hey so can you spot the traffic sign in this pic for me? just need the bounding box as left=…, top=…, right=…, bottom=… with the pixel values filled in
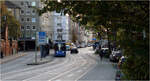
left=37, top=32, right=46, bottom=45
left=92, top=38, right=96, bottom=40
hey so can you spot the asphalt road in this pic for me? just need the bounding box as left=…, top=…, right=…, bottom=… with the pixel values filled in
left=0, top=47, right=116, bottom=81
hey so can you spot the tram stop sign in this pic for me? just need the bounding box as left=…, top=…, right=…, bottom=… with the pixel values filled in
left=92, top=38, right=96, bottom=41
left=37, top=32, right=46, bottom=45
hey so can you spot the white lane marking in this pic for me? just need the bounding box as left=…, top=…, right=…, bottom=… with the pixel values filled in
left=48, top=55, right=87, bottom=81
left=83, top=67, right=87, bottom=69
left=4, top=56, right=71, bottom=80
left=77, top=70, right=82, bottom=73
left=55, top=79, right=62, bottom=81
left=67, top=73, right=74, bottom=77
left=75, top=64, right=97, bottom=81
left=1, top=52, right=50, bottom=74
left=22, top=55, right=76, bottom=81
left=2, top=56, right=66, bottom=76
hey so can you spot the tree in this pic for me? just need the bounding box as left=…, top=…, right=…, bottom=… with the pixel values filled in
left=39, top=1, right=149, bottom=80
left=0, top=1, right=21, bottom=40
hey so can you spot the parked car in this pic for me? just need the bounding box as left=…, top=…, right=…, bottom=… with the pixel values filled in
left=109, top=49, right=122, bottom=62
left=81, top=42, right=86, bottom=48
left=101, top=47, right=109, bottom=57
left=77, top=44, right=81, bottom=48
left=118, top=56, right=127, bottom=69
left=88, top=43, right=93, bottom=47
left=93, top=42, right=99, bottom=50
left=101, top=48, right=109, bottom=54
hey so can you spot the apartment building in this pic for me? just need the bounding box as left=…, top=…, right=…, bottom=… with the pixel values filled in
left=53, top=12, right=70, bottom=43
left=7, top=0, right=40, bottom=51
left=40, top=12, right=54, bottom=40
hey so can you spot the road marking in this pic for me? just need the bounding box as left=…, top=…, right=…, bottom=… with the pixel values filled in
left=4, top=56, right=71, bottom=80
left=75, top=64, right=97, bottom=81
left=22, top=55, right=76, bottom=81
left=67, top=73, right=74, bottom=77
left=77, top=70, right=82, bottom=73
left=83, top=67, right=87, bottom=69
left=54, top=79, right=62, bottom=81
left=48, top=55, right=87, bottom=81
left=2, top=55, right=68, bottom=76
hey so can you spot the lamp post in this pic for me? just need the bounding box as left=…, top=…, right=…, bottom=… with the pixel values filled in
left=24, top=26, right=26, bottom=51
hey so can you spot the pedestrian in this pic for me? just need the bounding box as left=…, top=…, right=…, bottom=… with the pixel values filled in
left=46, top=44, right=49, bottom=56
left=99, top=50, right=104, bottom=61
left=0, top=51, right=3, bottom=59
left=43, top=45, right=47, bottom=58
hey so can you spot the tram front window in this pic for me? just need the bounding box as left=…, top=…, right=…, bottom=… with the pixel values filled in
left=54, top=43, right=66, bottom=51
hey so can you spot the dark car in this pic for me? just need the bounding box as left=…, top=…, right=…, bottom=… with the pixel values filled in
left=101, top=48, right=109, bottom=57
left=93, top=42, right=99, bottom=50
left=70, top=47, right=79, bottom=54
left=70, top=45, right=78, bottom=54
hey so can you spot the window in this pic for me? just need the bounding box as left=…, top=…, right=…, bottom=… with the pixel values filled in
left=20, top=10, right=24, bottom=14
left=26, top=10, right=30, bottom=15
left=21, top=26, right=24, bottom=30
left=32, top=18, right=36, bottom=22
left=26, top=26, right=30, bottom=30
left=21, top=2, right=24, bottom=5
left=32, top=10, right=36, bottom=15
left=21, top=18, right=24, bottom=22
left=25, top=1, right=30, bottom=7
left=57, top=29, right=63, bottom=32
left=32, top=26, right=36, bottom=30
left=26, top=18, right=30, bottom=22
left=31, top=2, right=36, bottom=6
left=26, top=31, right=30, bottom=37
left=57, top=23, right=62, bottom=27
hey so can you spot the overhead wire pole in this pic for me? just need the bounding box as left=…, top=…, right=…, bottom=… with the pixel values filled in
left=35, top=32, right=37, bottom=64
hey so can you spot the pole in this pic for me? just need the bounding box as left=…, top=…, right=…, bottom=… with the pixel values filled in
left=24, top=27, right=26, bottom=52
left=35, top=32, right=37, bottom=63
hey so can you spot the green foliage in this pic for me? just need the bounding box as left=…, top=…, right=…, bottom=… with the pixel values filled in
left=39, top=1, right=149, bottom=80
left=0, top=1, right=21, bottom=39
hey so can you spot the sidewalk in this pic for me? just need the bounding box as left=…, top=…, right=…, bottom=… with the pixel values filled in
left=27, top=49, right=55, bottom=65
left=0, top=52, right=27, bottom=64
left=79, top=57, right=117, bottom=80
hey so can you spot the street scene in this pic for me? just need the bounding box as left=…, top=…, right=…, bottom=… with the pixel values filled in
left=1, top=47, right=117, bottom=81
left=0, top=0, right=149, bottom=81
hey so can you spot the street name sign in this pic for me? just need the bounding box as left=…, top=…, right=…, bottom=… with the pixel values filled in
left=92, top=38, right=96, bottom=41
left=37, top=32, right=46, bottom=45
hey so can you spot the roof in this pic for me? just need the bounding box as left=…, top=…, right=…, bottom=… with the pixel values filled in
left=5, top=1, right=21, bottom=9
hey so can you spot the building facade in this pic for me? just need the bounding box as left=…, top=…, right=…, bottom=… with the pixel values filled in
left=7, top=0, right=40, bottom=51
left=53, top=12, right=70, bottom=43
left=40, top=12, right=54, bottom=43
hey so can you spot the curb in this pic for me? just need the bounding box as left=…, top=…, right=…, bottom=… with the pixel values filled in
left=0, top=53, right=27, bottom=64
